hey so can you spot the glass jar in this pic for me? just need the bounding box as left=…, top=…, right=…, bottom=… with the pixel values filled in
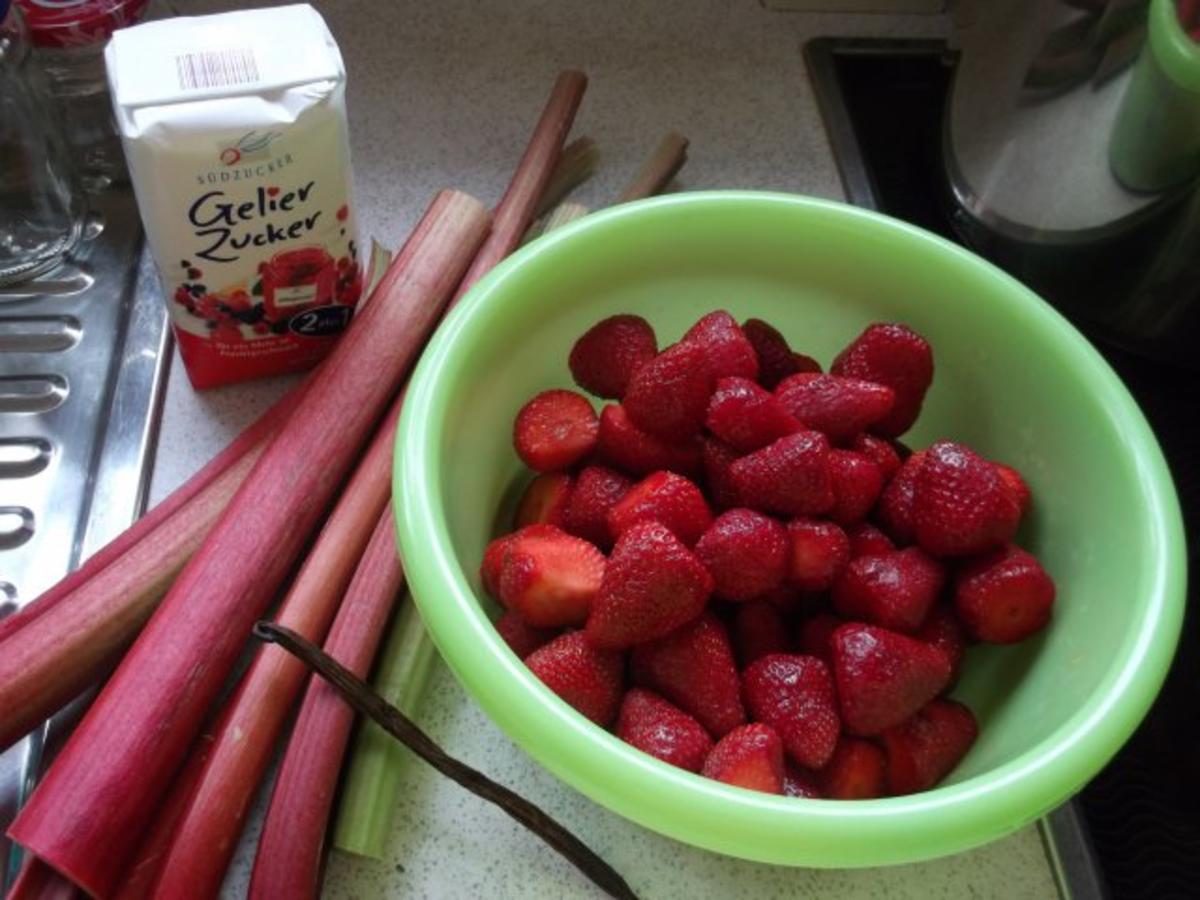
left=0, top=0, right=84, bottom=285
left=16, top=0, right=157, bottom=189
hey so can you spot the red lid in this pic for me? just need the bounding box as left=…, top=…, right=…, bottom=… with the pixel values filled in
left=16, top=0, right=149, bottom=47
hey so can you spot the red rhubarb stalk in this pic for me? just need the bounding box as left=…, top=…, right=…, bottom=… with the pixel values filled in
left=6, top=190, right=490, bottom=899
left=249, top=512, right=405, bottom=900
left=139, top=392, right=403, bottom=898
left=453, top=69, right=587, bottom=300
left=0, top=443, right=265, bottom=751
left=6, top=859, right=82, bottom=900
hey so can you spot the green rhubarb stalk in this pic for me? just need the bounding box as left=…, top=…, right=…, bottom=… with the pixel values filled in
left=330, top=598, right=437, bottom=858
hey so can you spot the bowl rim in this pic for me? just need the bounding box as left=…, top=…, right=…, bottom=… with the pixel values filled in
left=394, top=190, right=1187, bottom=867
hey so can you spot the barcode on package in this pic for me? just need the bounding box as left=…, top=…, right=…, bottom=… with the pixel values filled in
left=175, top=49, right=259, bottom=91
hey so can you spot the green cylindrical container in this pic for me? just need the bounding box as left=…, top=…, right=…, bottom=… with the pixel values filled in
left=1110, top=0, right=1200, bottom=192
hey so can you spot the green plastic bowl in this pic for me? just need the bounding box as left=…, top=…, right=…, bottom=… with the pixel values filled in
left=395, top=192, right=1186, bottom=867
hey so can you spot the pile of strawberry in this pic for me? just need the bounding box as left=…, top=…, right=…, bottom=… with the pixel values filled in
left=480, top=311, right=1055, bottom=799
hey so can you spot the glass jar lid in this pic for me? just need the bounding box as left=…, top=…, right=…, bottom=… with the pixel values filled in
left=16, top=0, right=148, bottom=47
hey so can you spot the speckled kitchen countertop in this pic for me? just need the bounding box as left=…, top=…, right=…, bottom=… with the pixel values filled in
left=149, top=1, right=1059, bottom=897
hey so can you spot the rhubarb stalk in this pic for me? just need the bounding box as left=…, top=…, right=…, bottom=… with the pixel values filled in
left=534, top=135, right=598, bottom=218
left=6, top=859, right=81, bottom=900
left=249, top=511, right=406, bottom=900
left=7, top=190, right=490, bottom=899
left=616, top=132, right=688, bottom=203
left=453, top=70, right=587, bottom=300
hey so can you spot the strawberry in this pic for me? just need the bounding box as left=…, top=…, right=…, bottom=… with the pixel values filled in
left=513, top=389, right=599, bottom=472
left=831, top=323, right=933, bottom=438
left=882, top=699, right=978, bottom=795
left=587, top=521, right=713, bottom=648
left=845, top=522, right=895, bottom=558
left=494, top=611, right=557, bottom=658
left=953, top=544, right=1055, bottom=643
left=683, top=310, right=759, bottom=381
left=785, top=518, right=850, bottom=592
left=562, top=465, right=631, bottom=550
left=498, top=525, right=606, bottom=628
left=569, top=314, right=658, bottom=399
left=875, top=449, right=927, bottom=546
left=624, top=342, right=713, bottom=441
left=730, top=431, right=834, bottom=518
left=759, top=584, right=805, bottom=614
left=480, top=534, right=513, bottom=599
left=631, top=613, right=745, bottom=736
left=743, top=654, right=841, bottom=769
left=912, top=441, right=1020, bottom=557
left=596, top=404, right=702, bottom=478
left=915, top=604, right=967, bottom=681
left=782, top=763, right=823, bottom=799
left=827, top=449, right=884, bottom=525
left=608, top=471, right=713, bottom=547
left=701, top=437, right=742, bottom=510
left=701, top=723, right=784, bottom=793
left=733, top=600, right=792, bottom=667
left=798, top=612, right=843, bottom=662
left=524, top=631, right=624, bottom=726
left=616, top=688, right=714, bottom=773
left=851, top=433, right=902, bottom=481
left=831, top=623, right=952, bottom=736
left=704, top=377, right=800, bottom=452
left=832, top=547, right=946, bottom=634
left=514, top=472, right=573, bottom=529
left=742, top=317, right=821, bottom=389
left=819, top=738, right=886, bottom=799
left=993, top=461, right=1032, bottom=516
left=694, top=508, right=789, bottom=601
left=774, top=373, right=896, bottom=444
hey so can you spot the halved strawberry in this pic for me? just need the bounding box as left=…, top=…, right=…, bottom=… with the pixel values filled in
left=785, top=518, right=850, bottom=592
left=831, top=323, right=933, bottom=438
left=596, top=404, right=702, bottom=478
left=683, top=310, right=759, bottom=381
left=742, top=317, right=821, bottom=390
left=480, top=534, right=514, bottom=599
left=701, top=436, right=742, bottom=510
left=494, top=611, right=557, bottom=658
left=882, top=698, right=978, bottom=795
left=730, top=431, right=834, bottom=517
left=733, top=601, right=792, bottom=667
left=562, top=465, right=631, bottom=550
left=798, top=612, right=843, bottom=663
left=705, top=377, right=800, bottom=452
left=831, top=622, right=952, bottom=736
left=782, top=763, right=824, bottom=799
left=607, top=471, right=713, bottom=547
left=631, top=613, right=745, bottom=736
left=953, top=544, right=1055, bottom=643
left=913, top=442, right=1020, bottom=557
left=774, top=373, right=896, bottom=444
left=514, top=472, right=573, bottom=529
left=695, top=508, right=789, bottom=601
left=524, top=631, right=624, bottom=726
left=569, top=314, right=658, bottom=399
left=851, top=433, right=902, bottom=481
left=845, top=522, right=895, bottom=559
left=993, top=461, right=1032, bottom=517
left=875, top=449, right=927, bottom=545
left=832, top=547, right=946, bottom=634
left=915, top=604, right=967, bottom=681
left=701, top=723, right=784, bottom=794
left=819, top=738, right=886, bottom=799
left=828, top=449, right=884, bottom=526
left=498, top=525, right=606, bottom=628
left=513, top=389, right=599, bottom=472
left=623, top=342, right=713, bottom=441
left=616, top=688, right=714, bottom=773
left=586, top=521, right=713, bottom=648
left=743, top=654, right=840, bottom=769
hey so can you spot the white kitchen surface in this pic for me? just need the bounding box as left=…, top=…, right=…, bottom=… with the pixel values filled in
left=148, top=1, right=1060, bottom=896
